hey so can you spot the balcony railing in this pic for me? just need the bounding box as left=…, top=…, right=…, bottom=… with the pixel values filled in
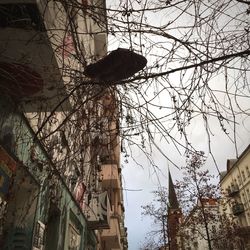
left=111, top=204, right=122, bottom=219
left=232, top=203, right=244, bottom=216
left=101, top=164, right=120, bottom=189
left=100, top=216, right=121, bottom=249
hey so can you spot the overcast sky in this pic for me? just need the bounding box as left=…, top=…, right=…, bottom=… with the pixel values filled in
left=119, top=59, right=250, bottom=249
left=122, top=116, right=250, bottom=249
left=104, top=1, right=250, bottom=248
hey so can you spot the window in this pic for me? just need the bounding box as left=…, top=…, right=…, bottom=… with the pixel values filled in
left=68, top=223, right=81, bottom=250
left=0, top=4, right=45, bottom=31
left=237, top=175, right=241, bottom=186
left=193, top=241, right=198, bottom=250
left=242, top=193, right=246, bottom=205
left=233, top=178, right=238, bottom=186
left=246, top=166, right=250, bottom=177
left=212, top=225, right=216, bottom=231
left=0, top=198, right=7, bottom=240
left=242, top=170, right=246, bottom=182
left=33, top=221, right=45, bottom=249
left=247, top=189, right=250, bottom=201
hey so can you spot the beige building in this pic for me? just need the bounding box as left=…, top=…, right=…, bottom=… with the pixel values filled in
left=220, top=144, right=250, bottom=249
left=0, top=0, right=127, bottom=249
left=88, top=91, right=128, bottom=250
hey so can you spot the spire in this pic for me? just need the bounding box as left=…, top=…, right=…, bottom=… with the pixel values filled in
left=168, top=170, right=179, bottom=209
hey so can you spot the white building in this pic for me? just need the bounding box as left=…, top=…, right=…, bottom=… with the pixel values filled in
left=180, top=198, right=221, bottom=250
left=220, top=144, right=250, bottom=249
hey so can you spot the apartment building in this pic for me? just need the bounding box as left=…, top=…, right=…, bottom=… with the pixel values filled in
left=220, top=144, right=250, bottom=249
left=0, top=0, right=127, bottom=249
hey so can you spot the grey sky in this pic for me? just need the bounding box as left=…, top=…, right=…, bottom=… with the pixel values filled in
left=122, top=125, right=250, bottom=249
left=104, top=1, right=250, bottom=248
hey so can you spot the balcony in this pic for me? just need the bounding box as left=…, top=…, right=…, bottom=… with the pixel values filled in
left=100, top=216, right=121, bottom=249
left=83, top=191, right=111, bottom=230
left=232, top=203, right=244, bottom=216
left=102, top=164, right=120, bottom=189
left=120, top=226, right=128, bottom=250
left=0, top=1, right=71, bottom=112
left=228, top=185, right=239, bottom=197
left=111, top=203, right=122, bottom=219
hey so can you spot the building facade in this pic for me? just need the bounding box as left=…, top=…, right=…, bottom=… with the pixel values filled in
left=179, top=198, right=222, bottom=250
left=0, top=0, right=127, bottom=249
left=220, top=144, right=250, bottom=249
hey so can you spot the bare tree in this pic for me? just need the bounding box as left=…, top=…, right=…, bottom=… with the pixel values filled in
left=0, top=0, right=250, bottom=246
left=104, top=0, right=250, bottom=168
left=176, top=152, right=241, bottom=249
left=0, top=0, right=248, bottom=171
left=141, top=187, right=169, bottom=250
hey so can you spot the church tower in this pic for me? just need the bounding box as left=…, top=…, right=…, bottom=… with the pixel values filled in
left=167, top=171, right=182, bottom=250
